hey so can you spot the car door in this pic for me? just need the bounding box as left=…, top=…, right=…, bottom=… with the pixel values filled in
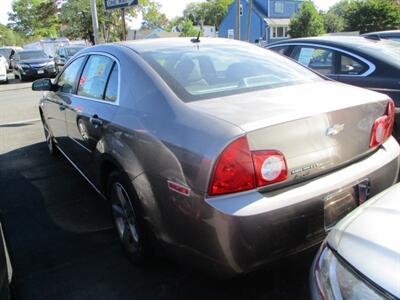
left=290, top=45, right=340, bottom=80
left=64, top=54, right=119, bottom=178
left=44, top=56, right=86, bottom=148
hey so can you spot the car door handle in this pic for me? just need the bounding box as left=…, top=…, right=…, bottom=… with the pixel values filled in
left=89, top=115, right=103, bottom=127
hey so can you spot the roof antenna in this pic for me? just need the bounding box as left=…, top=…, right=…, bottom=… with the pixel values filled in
left=191, top=31, right=201, bottom=43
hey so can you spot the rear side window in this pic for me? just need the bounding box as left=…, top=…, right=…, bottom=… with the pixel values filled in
left=269, top=45, right=290, bottom=55
left=291, top=46, right=334, bottom=75
left=104, top=64, right=118, bottom=102
left=78, top=55, right=114, bottom=100
left=339, top=54, right=368, bottom=75
left=57, top=56, right=86, bottom=93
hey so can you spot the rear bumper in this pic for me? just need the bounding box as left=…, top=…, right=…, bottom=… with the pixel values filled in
left=166, top=137, right=400, bottom=277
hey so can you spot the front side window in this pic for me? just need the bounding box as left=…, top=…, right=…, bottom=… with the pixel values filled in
left=340, top=54, right=368, bottom=75
left=141, top=44, right=321, bottom=102
left=78, top=55, right=114, bottom=100
left=269, top=45, right=290, bottom=55
left=57, top=56, right=86, bottom=93
left=292, top=46, right=334, bottom=75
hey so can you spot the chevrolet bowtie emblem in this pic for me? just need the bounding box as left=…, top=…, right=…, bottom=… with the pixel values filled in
left=326, top=123, right=345, bottom=137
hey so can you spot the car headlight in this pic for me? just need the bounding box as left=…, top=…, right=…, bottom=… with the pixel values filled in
left=313, top=246, right=390, bottom=300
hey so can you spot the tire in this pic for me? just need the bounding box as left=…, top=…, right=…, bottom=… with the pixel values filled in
left=107, top=171, right=150, bottom=264
left=41, top=116, right=59, bottom=157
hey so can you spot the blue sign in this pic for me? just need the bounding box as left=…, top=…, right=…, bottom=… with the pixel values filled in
left=105, top=0, right=138, bottom=10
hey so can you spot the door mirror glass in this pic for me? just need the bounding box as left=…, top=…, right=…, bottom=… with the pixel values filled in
left=32, top=78, right=53, bottom=91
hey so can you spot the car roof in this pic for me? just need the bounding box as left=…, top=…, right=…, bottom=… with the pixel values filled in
left=115, top=37, right=246, bottom=53
left=268, top=35, right=392, bottom=48
left=363, top=30, right=400, bottom=36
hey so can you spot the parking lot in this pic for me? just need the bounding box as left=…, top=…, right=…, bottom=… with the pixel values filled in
left=0, top=75, right=316, bottom=300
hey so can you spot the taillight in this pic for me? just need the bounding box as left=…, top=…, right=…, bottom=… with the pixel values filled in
left=208, top=136, right=256, bottom=196
left=369, top=99, right=395, bottom=148
left=209, top=136, right=288, bottom=196
left=252, top=151, right=288, bottom=187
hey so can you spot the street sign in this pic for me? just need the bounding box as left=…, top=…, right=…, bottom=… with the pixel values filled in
left=104, top=0, right=138, bottom=10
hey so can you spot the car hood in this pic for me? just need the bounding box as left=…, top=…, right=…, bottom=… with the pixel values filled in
left=328, top=183, right=400, bottom=297
left=19, top=58, right=52, bottom=65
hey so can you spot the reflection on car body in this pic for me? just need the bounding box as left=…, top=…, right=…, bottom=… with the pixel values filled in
left=33, top=38, right=400, bottom=277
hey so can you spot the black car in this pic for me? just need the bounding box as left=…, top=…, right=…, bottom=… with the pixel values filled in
left=12, top=49, right=57, bottom=81
left=362, top=30, right=400, bottom=42
left=54, top=46, right=86, bottom=72
left=267, top=36, right=400, bottom=136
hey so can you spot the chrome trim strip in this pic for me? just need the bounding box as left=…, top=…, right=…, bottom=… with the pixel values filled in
left=368, top=87, right=400, bottom=93
left=69, top=137, right=92, bottom=153
left=268, top=42, right=376, bottom=77
left=55, top=144, right=106, bottom=200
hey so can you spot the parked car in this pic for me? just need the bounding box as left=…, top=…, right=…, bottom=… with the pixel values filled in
left=54, top=45, right=87, bottom=72
left=0, top=220, right=12, bottom=300
left=0, top=47, right=22, bottom=72
left=363, top=30, right=400, bottom=42
left=12, top=49, right=57, bottom=81
left=0, top=55, right=8, bottom=84
left=267, top=36, right=400, bottom=138
left=310, top=183, right=400, bottom=300
left=32, top=38, right=400, bottom=277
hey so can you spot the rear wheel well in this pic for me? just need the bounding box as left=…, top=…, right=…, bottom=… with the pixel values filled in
left=100, top=159, right=120, bottom=195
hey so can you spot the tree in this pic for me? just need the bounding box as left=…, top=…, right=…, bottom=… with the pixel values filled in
left=344, top=0, right=400, bottom=33
left=289, top=1, right=325, bottom=38
left=141, top=1, right=169, bottom=29
left=179, top=19, right=200, bottom=37
left=0, top=24, right=26, bottom=46
left=323, top=11, right=345, bottom=33
left=183, top=0, right=233, bottom=30
left=8, top=0, right=58, bottom=37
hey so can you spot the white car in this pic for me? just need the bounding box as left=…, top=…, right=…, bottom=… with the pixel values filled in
left=0, top=55, right=8, bottom=84
left=311, top=183, right=400, bottom=299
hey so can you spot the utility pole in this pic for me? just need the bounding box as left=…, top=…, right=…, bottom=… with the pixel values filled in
left=246, top=0, right=253, bottom=42
left=236, top=0, right=241, bottom=40
left=121, top=8, right=127, bottom=41
left=89, top=0, right=100, bottom=44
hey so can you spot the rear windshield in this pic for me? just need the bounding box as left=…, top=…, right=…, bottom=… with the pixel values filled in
left=19, top=50, right=48, bottom=60
left=141, top=44, right=321, bottom=102
left=354, top=39, right=400, bottom=68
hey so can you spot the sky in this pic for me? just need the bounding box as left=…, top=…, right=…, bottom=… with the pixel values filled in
left=0, top=0, right=340, bottom=27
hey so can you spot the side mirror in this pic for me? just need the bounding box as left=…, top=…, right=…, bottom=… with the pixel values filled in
left=32, top=78, right=54, bottom=91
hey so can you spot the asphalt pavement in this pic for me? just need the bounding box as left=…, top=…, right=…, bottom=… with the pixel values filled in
left=0, top=75, right=315, bottom=300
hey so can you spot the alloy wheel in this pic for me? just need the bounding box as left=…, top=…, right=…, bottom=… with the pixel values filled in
left=111, top=182, right=140, bottom=252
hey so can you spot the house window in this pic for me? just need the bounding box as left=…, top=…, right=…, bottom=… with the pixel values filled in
left=274, top=1, right=284, bottom=13
left=271, top=26, right=289, bottom=38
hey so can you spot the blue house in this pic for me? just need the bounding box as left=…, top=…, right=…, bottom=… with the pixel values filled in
left=219, top=0, right=304, bottom=44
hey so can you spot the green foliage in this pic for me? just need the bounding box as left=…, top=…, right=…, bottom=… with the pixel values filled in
left=183, top=0, right=233, bottom=29
left=0, top=24, right=26, bottom=46
left=141, top=1, right=169, bottom=29
left=322, top=11, right=345, bottom=33
left=179, top=19, right=200, bottom=37
left=343, top=0, right=400, bottom=33
left=289, top=1, right=325, bottom=38
left=8, top=0, right=58, bottom=37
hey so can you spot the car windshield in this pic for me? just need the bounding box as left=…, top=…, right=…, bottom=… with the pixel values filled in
left=19, top=50, right=48, bottom=60
left=66, top=47, right=84, bottom=56
left=141, top=44, right=322, bottom=102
